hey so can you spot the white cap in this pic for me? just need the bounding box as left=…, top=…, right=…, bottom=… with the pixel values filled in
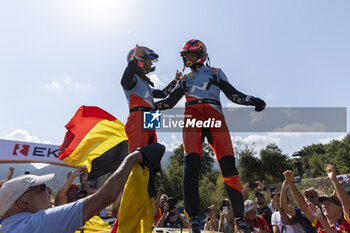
left=0, top=173, right=54, bottom=217
left=244, top=199, right=257, bottom=214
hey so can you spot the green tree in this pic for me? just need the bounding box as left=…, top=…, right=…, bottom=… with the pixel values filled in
left=260, top=144, right=292, bottom=183
left=302, top=133, right=350, bottom=177
left=236, top=144, right=264, bottom=183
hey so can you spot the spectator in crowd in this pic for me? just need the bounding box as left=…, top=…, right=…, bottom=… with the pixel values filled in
left=74, top=190, right=88, bottom=200
left=54, top=166, right=90, bottom=206
left=66, top=184, right=80, bottom=203
left=270, top=191, right=280, bottom=212
left=154, top=192, right=168, bottom=224
left=7, top=167, right=14, bottom=180
left=311, top=164, right=350, bottom=232
left=243, top=200, right=271, bottom=232
left=218, top=199, right=235, bottom=233
left=255, top=191, right=273, bottom=231
left=0, top=143, right=165, bottom=233
left=242, top=181, right=275, bottom=212
left=283, top=164, right=350, bottom=232
left=204, top=204, right=219, bottom=231
left=1, top=167, right=15, bottom=189
left=156, top=197, right=189, bottom=229
left=304, top=160, right=312, bottom=178
left=280, top=180, right=317, bottom=233
left=271, top=191, right=303, bottom=233
left=294, top=159, right=303, bottom=179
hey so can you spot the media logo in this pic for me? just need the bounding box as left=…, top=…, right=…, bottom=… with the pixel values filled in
left=12, top=144, right=30, bottom=156
left=143, top=110, right=162, bottom=129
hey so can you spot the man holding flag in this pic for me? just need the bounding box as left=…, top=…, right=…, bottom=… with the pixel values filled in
left=0, top=143, right=165, bottom=233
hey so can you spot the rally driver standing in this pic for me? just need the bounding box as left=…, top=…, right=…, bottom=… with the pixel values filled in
left=121, top=45, right=182, bottom=152
left=155, top=39, right=266, bottom=233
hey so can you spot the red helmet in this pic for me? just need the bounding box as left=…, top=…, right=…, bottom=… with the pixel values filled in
left=180, top=39, right=208, bottom=67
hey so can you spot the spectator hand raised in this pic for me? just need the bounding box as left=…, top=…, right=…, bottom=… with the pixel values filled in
left=7, top=166, right=14, bottom=180
left=325, top=164, right=337, bottom=181
left=283, top=170, right=295, bottom=184
left=70, top=167, right=84, bottom=179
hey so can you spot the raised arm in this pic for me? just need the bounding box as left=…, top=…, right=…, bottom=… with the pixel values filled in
left=154, top=188, right=163, bottom=217
left=279, top=208, right=295, bottom=225
left=54, top=167, right=82, bottom=206
left=256, top=180, right=271, bottom=197
left=283, top=170, right=315, bottom=223
left=121, top=45, right=145, bottom=90
left=156, top=202, right=169, bottom=227
left=83, top=151, right=143, bottom=222
left=152, top=71, right=182, bottom=98
left=80, top=168, right=91, bottom=195
left=326, top=164, right=350, bottom=221
left=279, top=181, right=296, bottom=217
left=7, top=166, right=14, bottom=180
left=242, top=182, right=251, bottom=199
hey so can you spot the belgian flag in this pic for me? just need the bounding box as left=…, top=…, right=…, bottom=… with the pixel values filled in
left=58, top=105, right=128, bottom=180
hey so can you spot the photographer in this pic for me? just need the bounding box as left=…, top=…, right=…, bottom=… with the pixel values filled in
left=54, top=166, right=90, bottom=206
left=218, top=199, right=235, bottom=233
left=156, top=197, right=189, bottom=229
left=204, top=205, right=219, bottom=231
left=243, top=181, right=273, bottom=230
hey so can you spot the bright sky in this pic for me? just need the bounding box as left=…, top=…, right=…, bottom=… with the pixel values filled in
left=1, top=0, right=349, bottom=158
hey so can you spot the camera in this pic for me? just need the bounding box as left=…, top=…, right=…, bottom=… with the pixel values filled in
left=248, top=182, right=258, bottom=189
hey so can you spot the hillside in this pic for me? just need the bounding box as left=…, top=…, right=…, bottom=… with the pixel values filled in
left=0, top=163, right=74, bottom=191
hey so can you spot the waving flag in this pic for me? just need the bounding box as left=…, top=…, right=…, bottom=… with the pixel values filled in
left=58, top=105, right=128, bottom=179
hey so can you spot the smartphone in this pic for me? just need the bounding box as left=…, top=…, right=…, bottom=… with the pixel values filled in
left=248, top=182, right=258, bottom=188
left=336, top=175, right=348, bottom=182
left=222, top=206, right=228, bottom=212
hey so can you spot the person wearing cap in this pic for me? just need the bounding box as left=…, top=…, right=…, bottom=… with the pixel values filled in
left=283, top=164, right=350, bottom=233
left=54, top=166, right=89, bottom=206
left=255, top=191, right=273, bottom=231
left=204, top=205, right=219, bottom=231
left=0, top=143, right=165, bottom=233
left=244, top=200, right=271, bottom=232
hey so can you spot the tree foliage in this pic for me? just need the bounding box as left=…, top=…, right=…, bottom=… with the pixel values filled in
left=237, top=143, right=293, bottom=184
left=260, top=144, right=292, bottom=183
left=302, top=133, right=350, bottom=176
